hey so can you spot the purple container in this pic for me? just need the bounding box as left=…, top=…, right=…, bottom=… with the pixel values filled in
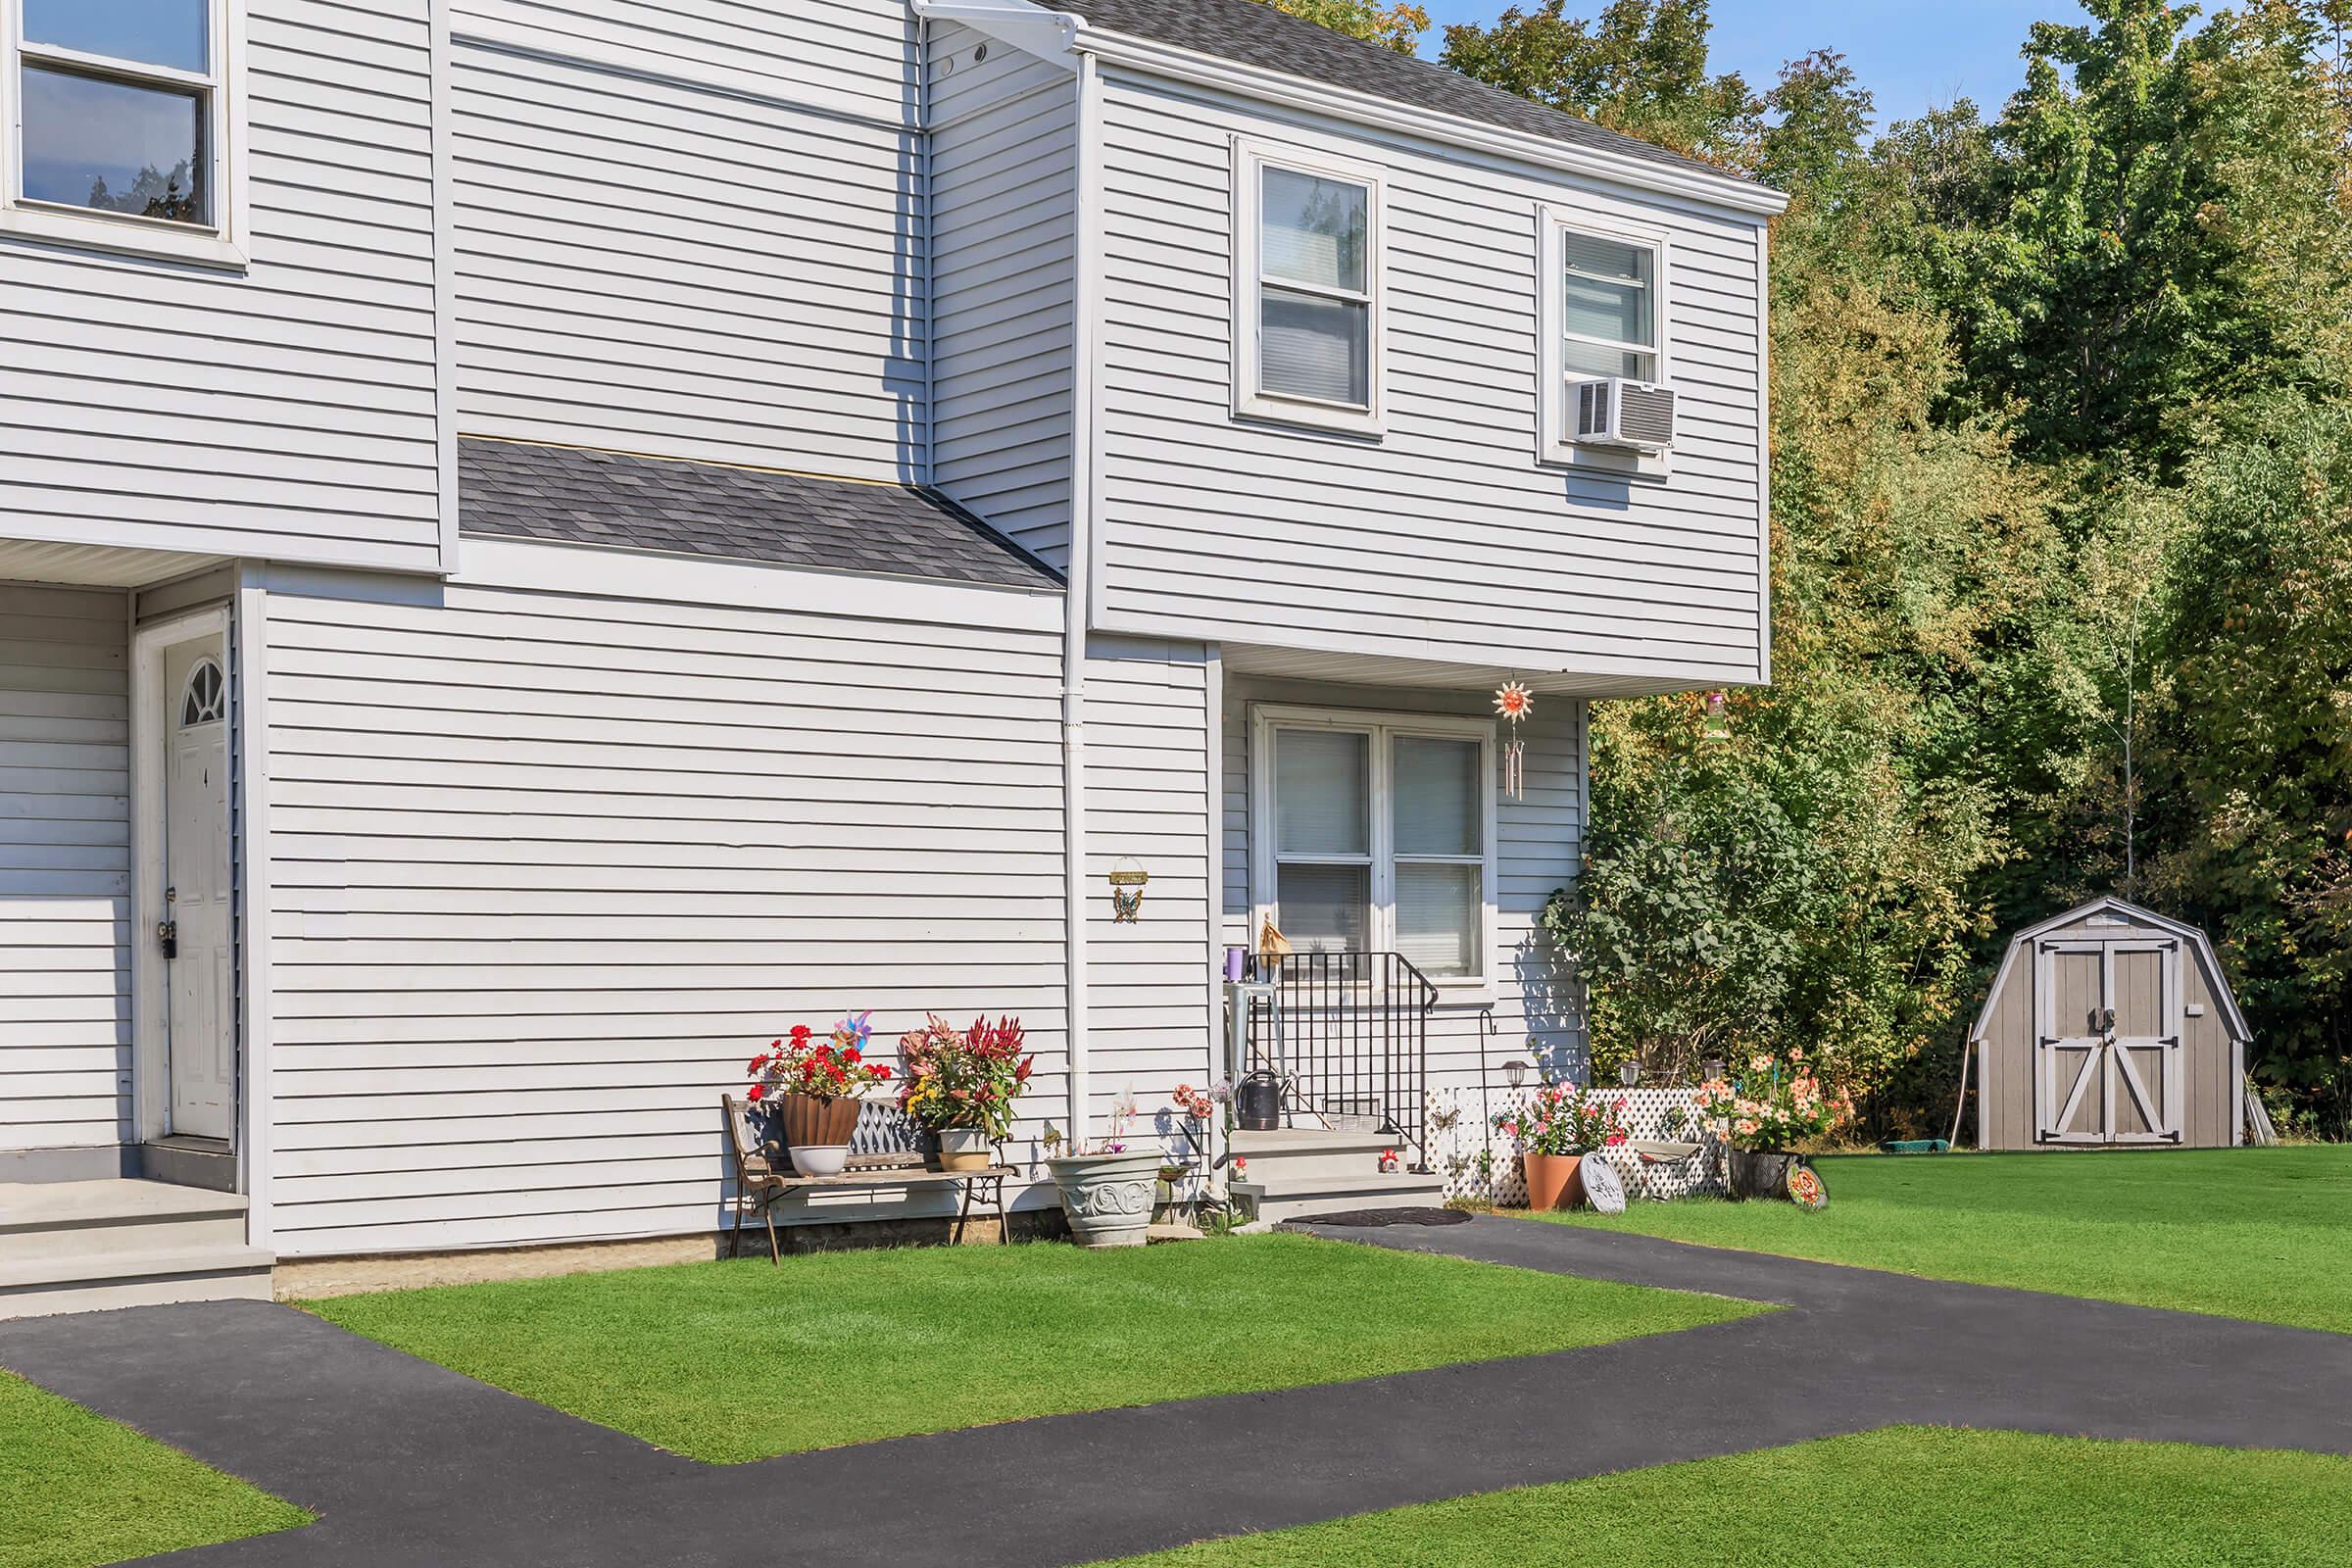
left=1223, top=946, right=1249, bottom=983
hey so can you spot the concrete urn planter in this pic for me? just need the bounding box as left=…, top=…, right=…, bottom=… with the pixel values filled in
left=1047, top=1152, right=1163, bottom=1248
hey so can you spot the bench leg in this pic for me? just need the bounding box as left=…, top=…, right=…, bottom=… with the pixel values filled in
left=763, top=1200, right=781, bottom=1265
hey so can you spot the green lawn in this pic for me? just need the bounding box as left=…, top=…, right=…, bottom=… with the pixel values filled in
left=1092, top=1426, right=2352, bottom=1567
left=1542, top=1145, right=2352, bottom=1333
left=0, top=1370, right=312, bottom=1568
left=308, top=1233, right=1758, bottom=1463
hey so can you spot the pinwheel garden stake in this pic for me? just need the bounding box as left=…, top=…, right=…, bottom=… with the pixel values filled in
left=1494, top=680, right=1534, bottom=801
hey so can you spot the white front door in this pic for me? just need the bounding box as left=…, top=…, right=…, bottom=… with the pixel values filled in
left=162, top=637, right=234, bottom=1141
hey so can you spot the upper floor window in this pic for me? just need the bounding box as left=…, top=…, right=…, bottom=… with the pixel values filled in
left=1234, top=138, right=1384, bottom=437
left=3, top=0, right=244, bottom=266
left=1537, top=207, right=1669, bottom=465
left=1250, top=707, right=1495, bottom=987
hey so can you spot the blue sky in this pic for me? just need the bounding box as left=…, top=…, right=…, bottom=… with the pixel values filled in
left=1416, top=2, right=2094, bottom=128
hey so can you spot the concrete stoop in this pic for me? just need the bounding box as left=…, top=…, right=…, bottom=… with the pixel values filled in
left=0, top=1179, right=271, bottom=1320
left=1230, top=1129, right=1447, bottom=1224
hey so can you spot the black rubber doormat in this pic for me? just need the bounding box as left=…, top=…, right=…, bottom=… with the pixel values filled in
left=1290, top=1208, right=1474, bottom=1229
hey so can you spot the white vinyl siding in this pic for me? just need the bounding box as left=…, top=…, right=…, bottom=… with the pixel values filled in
left=926, top=22, right=1076, bottom=567
left=1080, top=634, right=1216, bottom=1131
left=258, top=564, right=1069, bottom=1255
left=1225, top=676, right=1585, bottom=1092
left=0, top=0, right=443, bottom=573
left=448, top=8, right=925, bottom=481
left=1095, top=67, right=1767, bottom=689
left=0, top=583, right=129, bottom=1152
left=452, top=0, right=913, bottom=122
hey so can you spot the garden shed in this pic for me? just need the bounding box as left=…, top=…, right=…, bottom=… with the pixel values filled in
left=1972, top=897, right=2252, bottom=1151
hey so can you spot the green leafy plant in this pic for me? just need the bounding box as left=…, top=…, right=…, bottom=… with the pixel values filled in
left=1695, top=1051, right=1853, bottom=1151
left=1496, top=1084, right=1632, bottom=1156
left=895, top=1014, right=1033, bottom=1140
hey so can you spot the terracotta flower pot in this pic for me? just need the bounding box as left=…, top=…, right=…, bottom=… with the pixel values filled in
left=778, top=1093, right=862, bottom=1177
left=1522, top=1151, right=1586, bottom=1211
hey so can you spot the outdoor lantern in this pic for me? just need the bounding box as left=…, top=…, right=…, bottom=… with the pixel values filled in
left=1618, top=1060, right=1642, bottom=1088
left=1701, top=689, right=1732, bottom=742
left=1502, top=1059, right=1529, bottom=1090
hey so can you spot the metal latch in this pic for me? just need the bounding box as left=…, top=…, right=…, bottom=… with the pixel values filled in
left=159, top=886, right=178, bottom=959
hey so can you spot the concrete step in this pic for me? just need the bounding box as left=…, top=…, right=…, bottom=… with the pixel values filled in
left=0, top=1246, right=274, bottom=1321
left=1229, top=1129, right=1420, bottom=1189
left=0, top=1179, right=249, bottom=1263
left=141, top=1137, right=238, bottom=1193
left=1252, top=1172, right=1448, bottom=1226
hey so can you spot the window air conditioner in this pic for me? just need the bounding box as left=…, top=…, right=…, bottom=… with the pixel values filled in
left=1571, top=378, right=1676, bottom=452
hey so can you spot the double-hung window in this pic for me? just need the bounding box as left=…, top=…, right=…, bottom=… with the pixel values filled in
left=3, top=0, right=243, bottom=265
left=1234, top=138, right=1383, bottom=435
left=1537, top=206, right=1668, bottom=463
left=1253, top=708, right=1495, bottom=986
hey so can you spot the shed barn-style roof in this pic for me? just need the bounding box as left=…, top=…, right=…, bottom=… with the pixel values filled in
left=1970, top=896, right=2252, bottom=1044
left=458, top=438, right=1063, bottom=592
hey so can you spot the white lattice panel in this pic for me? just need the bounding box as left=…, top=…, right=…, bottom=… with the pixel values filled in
left=1427, top=1085, right=1726, bottom=1205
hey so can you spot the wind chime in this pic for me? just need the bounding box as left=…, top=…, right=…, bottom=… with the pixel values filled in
left=1493, top=679, right=1534, bottom=801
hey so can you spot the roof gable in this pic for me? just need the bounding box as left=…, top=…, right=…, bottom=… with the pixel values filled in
left=1050, top=0, right=1759, bottom=191
left=1971, top=896, right=2253, bottom=1044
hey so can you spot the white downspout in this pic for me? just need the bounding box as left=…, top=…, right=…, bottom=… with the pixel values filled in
left=1063, top=48, right=1101, bottom=1151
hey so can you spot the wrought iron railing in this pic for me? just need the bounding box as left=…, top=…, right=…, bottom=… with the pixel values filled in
left=1242, top=950, right=1438, bottom=1169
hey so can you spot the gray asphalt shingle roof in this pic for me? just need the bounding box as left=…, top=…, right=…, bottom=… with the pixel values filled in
left=457, top=440, right=1062, bottom=592
left=1055, top=0, right=1746, bottom=186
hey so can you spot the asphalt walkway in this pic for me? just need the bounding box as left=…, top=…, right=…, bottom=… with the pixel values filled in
left=3, top=1216, right=2346, bottom=1566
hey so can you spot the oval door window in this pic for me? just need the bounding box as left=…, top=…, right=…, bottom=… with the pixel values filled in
left=179, top=658, right=225, bottom=726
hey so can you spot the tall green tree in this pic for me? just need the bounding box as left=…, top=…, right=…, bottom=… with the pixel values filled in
left=1441, top=0, right=1762, bottom=165
left=1907, top=0, right=2352, bottom=467
left=1265, top=0, right=1430, bottom=53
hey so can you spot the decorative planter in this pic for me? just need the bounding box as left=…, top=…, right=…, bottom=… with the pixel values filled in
left=1522, top=1152, right=1587, bottom=1211
left=1048, top=1151, right=1163, bottom=1248
left=937, top=1126, right=995, bottom=1172
left=778, top=1093, right=862, bottom=1178
left=1727, top=1149, right=1801, bottom=1201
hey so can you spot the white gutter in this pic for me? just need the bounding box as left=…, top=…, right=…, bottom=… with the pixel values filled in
left=1060, top=48, right=1102, bottom=1151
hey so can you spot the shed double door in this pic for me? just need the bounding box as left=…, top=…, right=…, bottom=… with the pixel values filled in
left=2034, top=940, right=2183, bottom=1145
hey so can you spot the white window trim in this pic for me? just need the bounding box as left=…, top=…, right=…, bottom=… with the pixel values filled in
left=1249, top=703, right=1498, bottom=998
left=0, top=0, right=249, bottom=269
left=1231, top=135, right=1385, bottom=438
left=1536, top=204, right=1670, bottom=474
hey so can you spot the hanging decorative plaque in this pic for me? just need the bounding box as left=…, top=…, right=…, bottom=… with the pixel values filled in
left=1108, top=858, right=1149, bottom=922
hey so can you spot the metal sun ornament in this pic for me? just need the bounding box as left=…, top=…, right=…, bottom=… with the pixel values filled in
left=1493, top=681, right=1535, bottom=800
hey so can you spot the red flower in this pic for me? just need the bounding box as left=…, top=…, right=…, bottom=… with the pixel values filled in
left=747, top=1084, right=764, bottom=1102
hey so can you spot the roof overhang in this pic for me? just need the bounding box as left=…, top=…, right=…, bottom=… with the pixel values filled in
left=910, top=0, right=1789, bottom=219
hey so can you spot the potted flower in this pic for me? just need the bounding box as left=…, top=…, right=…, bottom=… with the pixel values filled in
left=898, top=1013, right=1033, bottom=1171
left=1494, top=1084, right=1630, bottom=1210
left=1696, top=1051, right=1852, bottom=1200
left=746, top=1014, right=894, bottom=1177
left=1048, top=1093, right=1162, bottom=1248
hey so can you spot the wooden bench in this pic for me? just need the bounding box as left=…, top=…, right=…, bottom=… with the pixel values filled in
left=722, top=1095, right=1014, bottom=1263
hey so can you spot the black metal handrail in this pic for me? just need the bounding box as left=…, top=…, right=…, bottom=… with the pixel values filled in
left=1243, top=950, right=1438, bottom=1169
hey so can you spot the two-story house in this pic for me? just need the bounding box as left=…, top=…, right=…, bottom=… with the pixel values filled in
left=0, top=0, right=1782, bottom=1312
